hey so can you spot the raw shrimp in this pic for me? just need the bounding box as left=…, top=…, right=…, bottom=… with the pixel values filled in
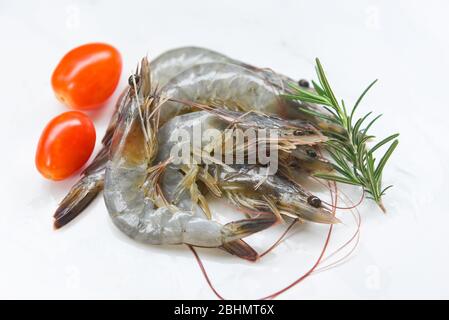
left=153, top=47, right=336, bottom=128
left=207, top=164, right=339, bottom=224
left=155, top=111, right=338, bottom=224
left=151, top=46, right=298, bottom=95
left=156, top=62, right=323, bottom=126
left=103, top=65, right=275, bottom=260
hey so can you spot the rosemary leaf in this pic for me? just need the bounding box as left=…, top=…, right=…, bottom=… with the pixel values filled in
left=286, top=58, right=399, bottom=211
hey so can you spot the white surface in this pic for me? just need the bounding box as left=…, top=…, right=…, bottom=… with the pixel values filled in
left=1, top=0, right=448, bottom=299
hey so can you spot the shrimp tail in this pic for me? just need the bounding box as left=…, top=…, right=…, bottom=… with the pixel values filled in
left=53, top=148, right=109, bottom=229
left=222, top=216, right=277, bottom=242
left=221, top=239, right=259, bottom=262
left=53, top=170, right=104, bottom=229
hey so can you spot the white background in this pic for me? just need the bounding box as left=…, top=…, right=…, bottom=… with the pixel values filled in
left=0, top=0, right=448, bottom=299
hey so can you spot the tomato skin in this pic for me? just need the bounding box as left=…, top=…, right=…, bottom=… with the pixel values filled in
left=36, top=111, right=96, bottom=181
left=51, top=43, right=122, bottom=110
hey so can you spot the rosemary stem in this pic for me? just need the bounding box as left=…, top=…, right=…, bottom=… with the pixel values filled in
left=377, top=200, right=386, bottom=213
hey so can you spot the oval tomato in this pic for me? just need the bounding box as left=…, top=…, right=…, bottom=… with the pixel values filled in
left=51, top=43, right=122, bottom=110
left=36, top=111, right=96, bottom=180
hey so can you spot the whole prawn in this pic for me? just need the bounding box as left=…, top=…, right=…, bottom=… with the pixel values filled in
left=151, top=46, right=302, bottom=95
left=104, top=63, right=275, bottom=261
left=156, top=62, right=327, bottom=126
left=153, top=47, right=337, bottom=128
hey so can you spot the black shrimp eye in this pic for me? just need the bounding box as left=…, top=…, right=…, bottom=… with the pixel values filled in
left=306, top=149, right=317, bottom=158
left=128, top=74, right=140, bottom=86
left=307, top=195, right=322, bottom=208
left=293, top=130, right=305, bottom=136
left=298, top=79, right=310, bottom=88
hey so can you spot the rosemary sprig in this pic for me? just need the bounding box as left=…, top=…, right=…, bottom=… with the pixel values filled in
left=286, top=58, right=399, bottom=212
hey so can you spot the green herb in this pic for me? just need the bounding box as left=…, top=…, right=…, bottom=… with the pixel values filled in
left=285, top=58, right=399, bottom=212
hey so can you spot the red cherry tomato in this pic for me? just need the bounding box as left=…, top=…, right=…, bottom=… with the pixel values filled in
left=51, top=43, right=122, bottom=110
left=36, top=111, right=96, bottom=181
